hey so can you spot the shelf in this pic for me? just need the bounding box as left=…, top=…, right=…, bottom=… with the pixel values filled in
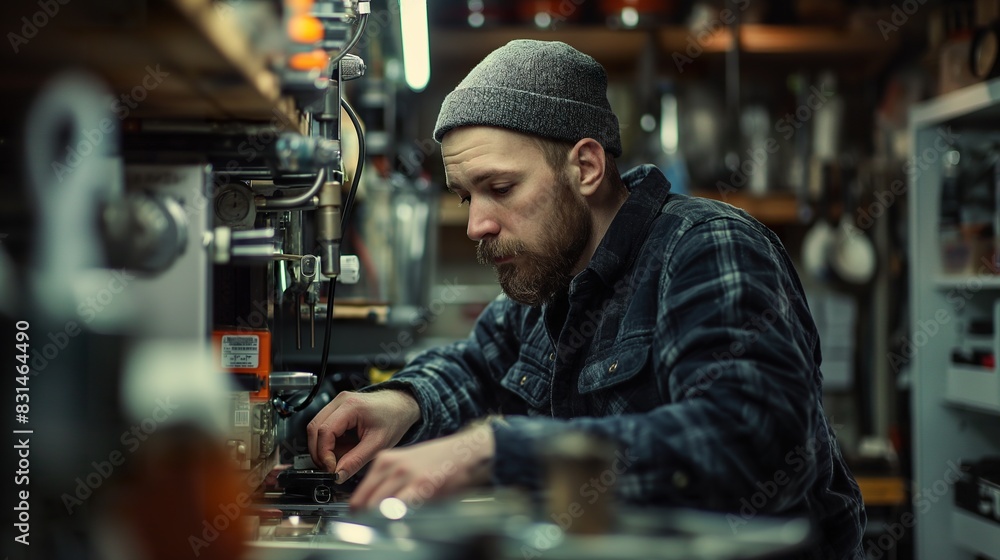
left=855, top=476, right=906, bottom=507
left=691, top=189, right=800, bottom=226
left=912, top=77, right=1000, bottom=129
left=431, top=24, right=896, bottom=75
left=952, top=509, right=1000, bottom=558
left=0, top=0, right=298, bottom=124
left=944, top=365, right=1000, bottom=415
left=910, top=70, right=1000, bottom=560
left=934, top=275, right=1000, bottom=290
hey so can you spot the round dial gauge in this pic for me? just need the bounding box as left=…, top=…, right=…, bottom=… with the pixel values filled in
left=214, top=183, right=256, bottom=229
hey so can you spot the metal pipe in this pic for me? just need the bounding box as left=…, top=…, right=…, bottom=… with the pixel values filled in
left=257, top=168, right=325, bottom=210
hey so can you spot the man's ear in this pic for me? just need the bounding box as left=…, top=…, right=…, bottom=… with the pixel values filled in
left=569, top=138, right=606, bottom=197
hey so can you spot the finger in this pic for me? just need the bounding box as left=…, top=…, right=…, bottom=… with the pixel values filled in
left=307, top=400, right=342, bottom=466
left=309, top=406, right=357, bottom=472
left=349, top=453, right=398, bottom=511
left=364, top=476, right=409, bottom=512
left=394, top=484, right=436, bottom=509
left=332, top=433, right=390, bottom=483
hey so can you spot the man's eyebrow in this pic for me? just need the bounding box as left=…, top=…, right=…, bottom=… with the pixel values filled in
left=448, top=168, right=518, bottom=192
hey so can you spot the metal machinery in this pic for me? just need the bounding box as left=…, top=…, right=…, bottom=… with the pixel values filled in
left=0, top=2, right=815, bottom=559
left=0, top=0, right=381, bottom=557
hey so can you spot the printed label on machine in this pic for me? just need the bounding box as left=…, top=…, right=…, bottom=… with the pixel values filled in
left=234, top=399, right=251, bottom=428
left=222, top=335, right=260, bottom=368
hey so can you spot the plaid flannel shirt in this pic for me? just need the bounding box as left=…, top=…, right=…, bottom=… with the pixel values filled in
left=367, top=165, right=866, bottom=559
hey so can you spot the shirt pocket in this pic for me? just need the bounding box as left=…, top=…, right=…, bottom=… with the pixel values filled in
left=499, top=355, right=551, bottom=410
left=578, top=337, right=651, bottom=394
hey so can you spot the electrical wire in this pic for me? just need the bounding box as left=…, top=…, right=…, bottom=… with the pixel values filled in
left=328, top=11, right=369, bottom=70
left=339, top=97, right=365, bottom=236
left=291, top=95, right=366, bottom=414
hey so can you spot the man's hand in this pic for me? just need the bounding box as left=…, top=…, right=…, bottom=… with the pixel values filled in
left=307, top=390, right=421, bottom=483
left=349, top=422, right=495, bottom=512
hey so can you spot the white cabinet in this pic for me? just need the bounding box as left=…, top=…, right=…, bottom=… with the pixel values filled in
left=910, top=78, right=1000, bottom=559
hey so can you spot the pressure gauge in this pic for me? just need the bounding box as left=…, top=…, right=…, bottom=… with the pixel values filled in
left=214, top=183, right=256, bottom=230
left=970, top=24, right=1000, bottom=80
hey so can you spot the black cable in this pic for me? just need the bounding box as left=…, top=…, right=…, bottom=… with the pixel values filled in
left=292, top=96, right=366, bottom=414
left=290, top=275, right=337, bottom=413
left=328, top=12, right=369, bottom=69
left=340, top=97, right=365, bottom=235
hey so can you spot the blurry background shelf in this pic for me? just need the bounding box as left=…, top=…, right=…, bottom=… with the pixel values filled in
left=431, top=25, right=898, bottom=77
left=952, top=509, right=1000, bottom=559
left=691, top=188, right=801, bottom=226
left=0, top=0, right=298, bottom=123
left=855, top=476, right=907, bottom=507
left=945, top=365, right=1000, bottom=415
left=934, top=276, right=1000, bottom=290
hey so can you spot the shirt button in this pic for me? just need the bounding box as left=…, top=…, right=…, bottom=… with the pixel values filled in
left=548, top=352, right=556, bottom=361
left=672, top=470, right=689, bottom=489
left=608, top=360, right=619, bottom=373
left=520, top=375, right=527, bottom=386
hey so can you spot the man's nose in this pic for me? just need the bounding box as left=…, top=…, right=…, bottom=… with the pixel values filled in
left=466, top=199, right=500, bottom=241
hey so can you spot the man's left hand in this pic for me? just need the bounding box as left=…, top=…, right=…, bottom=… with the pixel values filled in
left=349, top=422, right=495, bottom=512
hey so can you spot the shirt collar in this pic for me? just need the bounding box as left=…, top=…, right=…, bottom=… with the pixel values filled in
left=575, top=164, right=673, bottom=290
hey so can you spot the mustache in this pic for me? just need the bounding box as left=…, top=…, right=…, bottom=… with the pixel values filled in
left=477, top=237, right=527, bottom=265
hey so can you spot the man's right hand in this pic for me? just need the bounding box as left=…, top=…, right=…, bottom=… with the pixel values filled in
left=306, top=389, right=421, bottom=483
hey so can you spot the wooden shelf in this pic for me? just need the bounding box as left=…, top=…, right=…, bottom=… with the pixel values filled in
left=431, top=24, right=897, bottom=75
left=855, top=476, right=906, bottom=507
left=0, top=0, right=298, bottom=124
left=691, top=189, right=801, bottom=226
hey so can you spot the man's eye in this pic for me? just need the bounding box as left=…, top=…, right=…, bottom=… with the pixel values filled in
left=494, top=186, right=512, bottom=196
left=459, top=196, right=471, bottom=206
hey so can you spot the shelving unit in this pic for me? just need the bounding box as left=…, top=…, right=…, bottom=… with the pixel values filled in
left=0, top=0, right=298, bottom=123
left=431, top=24, right=897, bottom=76
left=909, top=77, right=1000, bottom=559
left=690, top=188, right=800, bottom=226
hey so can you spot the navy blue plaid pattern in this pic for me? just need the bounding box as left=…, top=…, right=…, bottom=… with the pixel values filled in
left=367, top=165, right=865, bottom=559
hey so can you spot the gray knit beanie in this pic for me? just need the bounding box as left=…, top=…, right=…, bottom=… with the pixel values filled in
left=433, top=39, right=622, bottom=157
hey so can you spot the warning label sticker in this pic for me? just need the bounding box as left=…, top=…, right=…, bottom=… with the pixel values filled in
left=222, top=335, right=259, bottom=369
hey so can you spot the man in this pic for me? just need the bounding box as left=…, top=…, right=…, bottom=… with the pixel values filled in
left=307, top=39, right=865, bottom=558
